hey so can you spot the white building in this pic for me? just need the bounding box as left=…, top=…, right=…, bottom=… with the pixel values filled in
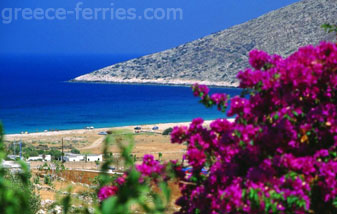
left=63, top=153, right=84, bottom=162
left=28, top=155, right=51, bottom=162
left=1, top=160, right=30, bottom=173
left=62, top=153, right=103, bottom=162
left=7, top=155, right=20, bottom=160
left=85, top=154, right=103, bottom=162
left=44, top=155, right=52, bottom=161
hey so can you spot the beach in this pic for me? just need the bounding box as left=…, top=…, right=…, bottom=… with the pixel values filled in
left=5, top=120, right=214, bottom=139
left=4, top=120, right=227, bottom=163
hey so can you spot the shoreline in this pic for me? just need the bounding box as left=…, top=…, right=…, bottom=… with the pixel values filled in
left=5, top=120, right=220, bottom=138
left=5, top=119, right=235, bottom=138
left=69, top=77, right=239, bottom=88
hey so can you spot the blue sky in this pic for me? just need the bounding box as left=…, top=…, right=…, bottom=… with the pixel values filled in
left=0, top=0, right=299, bottom=56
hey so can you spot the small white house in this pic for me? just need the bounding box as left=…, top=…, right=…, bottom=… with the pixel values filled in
left=86, top=154, right=103, bottom=162
left=28, top=155, right=51, bottom=162
left=63, top=153, right=84, bottom=162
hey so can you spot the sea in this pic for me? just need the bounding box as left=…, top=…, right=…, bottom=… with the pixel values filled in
left=0, top=55, right=241, bottom=134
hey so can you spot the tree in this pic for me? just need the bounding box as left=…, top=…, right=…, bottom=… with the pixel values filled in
left=162, top=127, right=173, bottom=135
left=48, top=149, right=62, bottom=160
left=70, top=148, right=80, bottom=154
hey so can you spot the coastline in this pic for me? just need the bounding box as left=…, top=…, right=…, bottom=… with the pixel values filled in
left=70, top=76, right=239, bottom=88
left=5, top=119, right=234, bottom=139
left=4, top=120, right=210, bottom=138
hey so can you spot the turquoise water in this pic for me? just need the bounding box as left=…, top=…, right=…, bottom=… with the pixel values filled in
left=0, top=55, right=241, bottom=134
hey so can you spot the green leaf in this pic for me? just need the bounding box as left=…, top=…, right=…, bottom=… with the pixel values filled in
left=274, top=73, right=281, bottom=79
left=286, top=196, right=299, bottom=206
left=273, top=113, right=279, bottom=120
left=333, top=197, right=337, bottom=208
left=242, top=189, right=246, bottom=198
left=102, top=196, right=118, bottom=214
left=190, top=176, right=198, bottom=183
left=234, top=130, right=242, bottom=138
left=293, top=111, right=298, bottom=117
left=249, top=188, right=260, bottom=205
left=239, top=141, right=246, bottom=148
left=159, top=182, right=171, bottom=203
left=62, top=188, right=72, bottom=214
left=330, top=152, right=337, bottom=158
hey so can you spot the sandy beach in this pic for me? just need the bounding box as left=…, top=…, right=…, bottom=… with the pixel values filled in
left=4, top=119, right=234, bottom=164
left=4, top=120, right=224, bottom=159
left=5, top=120, right=215, bottom=139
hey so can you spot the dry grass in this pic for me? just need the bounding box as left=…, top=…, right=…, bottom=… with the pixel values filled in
left=81, top=133, right=186, bottom=161
left=5, top=131, right=102, bottom=153
left=35, top=179, right=91, bottom=200
left=8, top=124, right=192, bottom=211
left=58, top=170, right=100, bottom=184
left=5, top=126, right=186, bottom=161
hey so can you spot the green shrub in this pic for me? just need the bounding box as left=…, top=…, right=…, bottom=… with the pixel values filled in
left=48, top=149, right=62, bottom=160
left=44, top=174, right=52, bottom=186
left=70, top=148, right=80, bottom=154
left=33, top=176, right=40, bottom=185
left=0, top=124, right=41, bottom=214
left=162, top=127, right=173, bottom=135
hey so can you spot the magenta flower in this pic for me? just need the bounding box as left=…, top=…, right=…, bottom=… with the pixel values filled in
left=249, top=49, right=271, bottom=70
left=136, top=155, right=165, bottom=178
left=210, top=93, right=227, bottom=104
left=98, top=186, right=118, bottom=201
left=192, top=83, right=209, bottom=98
left=227, top=96, right=250, bottom=117
left=117, top=42, right=337, bottom=213
left=171, top=125, right=189, bottom=144
left=173, top=42, right=337, bottom=213
left=237, top=69, right=265, bottom=88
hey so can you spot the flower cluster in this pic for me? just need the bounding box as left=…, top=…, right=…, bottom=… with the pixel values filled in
left=98, top=154, right=174, bottom=201
left=136, top=154, right=167, bottom=181
left=98, top=186, right=119, bottom=201
left=98, top=42, right=337, bottom=213
left=192, top=83, right=228, bottom=112
left=171, top=42, right=337, bottom=213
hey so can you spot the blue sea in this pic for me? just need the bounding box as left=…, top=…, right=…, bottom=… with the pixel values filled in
left=0, top=55, right=241, bottom=134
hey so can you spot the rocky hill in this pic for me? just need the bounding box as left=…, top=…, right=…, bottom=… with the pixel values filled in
left=73, top=0, right=337, bottom=87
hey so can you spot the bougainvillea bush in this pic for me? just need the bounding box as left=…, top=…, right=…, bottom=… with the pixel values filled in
left=99, top=41, right=337, bottom=214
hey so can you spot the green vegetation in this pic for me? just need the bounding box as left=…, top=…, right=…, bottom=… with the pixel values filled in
left=70, top=148, right=81, bottom=154
left=44, top=174, right=52, bottom=186
left=49, top=149, right=62, bottom=160
left=162, top=127, right=173, bottom=135
left=109, top=129, right=133, bottom=135
left=322, top=23, right=337, bottom=34
left=0, top=124, right=41, bottom=214
left=7, top=143, right=63, bottom=160
left=33, top=176, right=40, bottom=185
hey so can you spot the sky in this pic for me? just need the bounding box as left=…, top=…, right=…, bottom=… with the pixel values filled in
left=0, top=0, right=300, bottom=56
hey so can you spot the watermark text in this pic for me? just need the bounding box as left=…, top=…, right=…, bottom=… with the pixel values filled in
left=1, top=2, right=183, bottom=24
